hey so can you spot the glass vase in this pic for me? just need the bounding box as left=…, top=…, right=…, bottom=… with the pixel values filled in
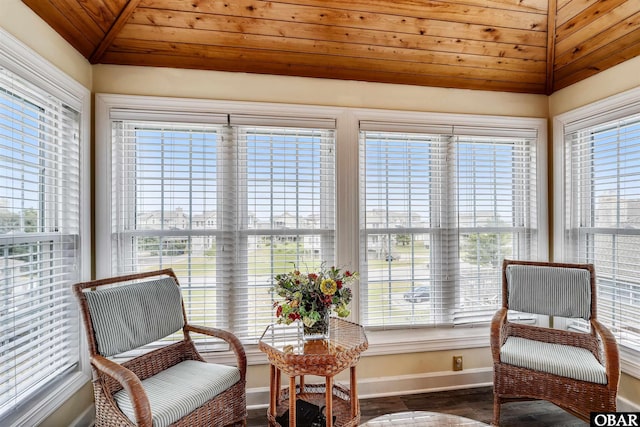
left=303, top=311, right=330, bottom=341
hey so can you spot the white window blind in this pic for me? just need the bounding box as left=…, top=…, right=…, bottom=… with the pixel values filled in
left=359, top=124, right=538, bottom=328
left=562, top=112, right=640, bottom=352
left=0, top=67, right=82, bottom=419
left=110, top=115, right=336, bottom=343
left=112, top=120, right=229, bottom=337
left=454, top=134, right=537, bottom=325
left=235, top=125, right=335, bottom=341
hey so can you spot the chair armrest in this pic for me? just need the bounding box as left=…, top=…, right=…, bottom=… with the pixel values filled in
left=184, top=324, right=247, bottom=380
left=591, top=319, right=620, bottom=389
left=91, top=355, right=152, bottom=427
left=490, top=308, right=508, bottom=363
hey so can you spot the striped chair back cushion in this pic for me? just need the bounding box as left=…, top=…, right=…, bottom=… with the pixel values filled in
left=506, top=264, right=591, bottom=320
left=84, top=277, right=185, bottom=357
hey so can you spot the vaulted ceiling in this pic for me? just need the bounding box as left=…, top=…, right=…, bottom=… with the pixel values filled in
left=22, top=0, right=640, bottom=95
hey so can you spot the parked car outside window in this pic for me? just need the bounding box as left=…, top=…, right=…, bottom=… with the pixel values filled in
left=404, top=286, right=430, bottom=303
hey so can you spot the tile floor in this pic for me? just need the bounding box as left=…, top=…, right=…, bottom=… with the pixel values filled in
left=246, top=386, right=588, bottom=426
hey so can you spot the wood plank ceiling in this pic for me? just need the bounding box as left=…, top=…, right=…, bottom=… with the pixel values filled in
left=22, top=0, right=640, bottom=95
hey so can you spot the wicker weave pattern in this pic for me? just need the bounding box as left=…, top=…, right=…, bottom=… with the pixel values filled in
left=491, top=259, right=620, bottom=426
left=73, top=269, right=247, bottom=427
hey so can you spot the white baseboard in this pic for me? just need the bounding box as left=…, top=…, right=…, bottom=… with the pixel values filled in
left=618, top=395, right=640, bottom=412
left=247, top=367, right=494, bottom=409
left=248, top=367, right=639, bottom=413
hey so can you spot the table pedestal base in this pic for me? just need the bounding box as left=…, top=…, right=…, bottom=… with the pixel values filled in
left=267, top=383, right=360, bottom=427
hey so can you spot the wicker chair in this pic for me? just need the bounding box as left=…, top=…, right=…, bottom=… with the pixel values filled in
left=73, top=269, right=247, bottom=427
left=491, top=259, right=619, bottom=426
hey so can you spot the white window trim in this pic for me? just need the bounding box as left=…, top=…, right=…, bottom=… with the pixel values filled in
left=95, top=94, right=547, bottom=360
left=0, top=28, right=91, bottom=426
left=553, top=85, right=640, bottom=378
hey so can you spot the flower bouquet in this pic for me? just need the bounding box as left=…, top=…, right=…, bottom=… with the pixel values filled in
left=271, top=263, right=358, bottom=339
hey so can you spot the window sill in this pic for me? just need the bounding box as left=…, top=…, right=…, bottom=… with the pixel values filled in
left=362, top=326, right=490, bottom=356
left=620, top=347, right=640, bottom=379
left=207, top=326, right=492, bottom=366
left=2, top=369, right=90, bottom=427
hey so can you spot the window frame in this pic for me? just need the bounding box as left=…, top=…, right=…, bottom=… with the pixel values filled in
left=0, top=29, right=91, bottom=426
left=357, top=112, right=547, bottom=329
left=96, top=94, right=547, bottom=362
left=554, top=85, right=640, bottom=377
left=95, top=95, right=347, bottom=345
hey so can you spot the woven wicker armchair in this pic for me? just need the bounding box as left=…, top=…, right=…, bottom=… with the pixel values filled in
left=73, top=269, right=247, bottom=427
left=491, top=259, right=619, bottom=425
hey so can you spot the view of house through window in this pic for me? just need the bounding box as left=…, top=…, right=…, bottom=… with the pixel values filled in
left=101, top=99, right=546, bottom=344
left=0, top=66, right=84, bottom=420
left=110, top=117, right=335, bottom=343
left=561, top=110, right=640, bottom=353
left=359, top=124, right=539, bottom=328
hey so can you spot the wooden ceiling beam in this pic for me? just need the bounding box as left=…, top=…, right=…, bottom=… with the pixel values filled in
left=90, top=0, right=141, bottom=63
left=545, top=0, right=557, bottom=95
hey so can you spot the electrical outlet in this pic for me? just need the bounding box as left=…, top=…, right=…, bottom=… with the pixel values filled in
left=453, top=355, right=463, bottom=371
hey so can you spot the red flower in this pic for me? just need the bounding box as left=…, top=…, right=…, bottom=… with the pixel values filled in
left=336, top=280, right=343, bottom=289
left=289, top=312, right=301, bottom=321
left=276, top=305, right=283, bottom=317
left=345, top=271, right=352, bottom=277
left=308, top=273, right=318, bottom=280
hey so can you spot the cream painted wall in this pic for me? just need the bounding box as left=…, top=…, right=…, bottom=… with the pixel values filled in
left=1, top=0, right=92, bottom=89
left=93, top=64, right=548, bottom=117
left=549, top=55, right=640, bottom=117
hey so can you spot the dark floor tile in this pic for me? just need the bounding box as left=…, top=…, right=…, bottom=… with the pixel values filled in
left=358, top=395, right=408, bottom=422
left=247, top=387, right=588, bottom=426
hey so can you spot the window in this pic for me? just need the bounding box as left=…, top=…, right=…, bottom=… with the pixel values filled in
left=0, top=31, right=89, bottom=425
left=359, top=120, right=544, bottom=328
left=98, top=97, right=546, bottom=350
left=556, top=90, right=640, bottom=357
left=105, top=104, right=336, bottom=343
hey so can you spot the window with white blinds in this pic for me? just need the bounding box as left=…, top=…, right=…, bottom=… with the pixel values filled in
left=560, top=108, right=640, bottom=353
left=235, top=123, right=335, bottom=340
left=111, top=120, right=230, bottom=335
left=360, top=122, right=539, bottom=328
left=0, top=67, right=83, bottom=420
left=109, top=113, right=336, bottom=343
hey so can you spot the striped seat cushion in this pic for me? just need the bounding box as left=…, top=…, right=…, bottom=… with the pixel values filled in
left=500, top=337, right=607, bottom=384
left=506, top=264, right=591, bottom=320
left=84, top=277, right=185, bottom=357
left=114, top=360, right=241, bottom=427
